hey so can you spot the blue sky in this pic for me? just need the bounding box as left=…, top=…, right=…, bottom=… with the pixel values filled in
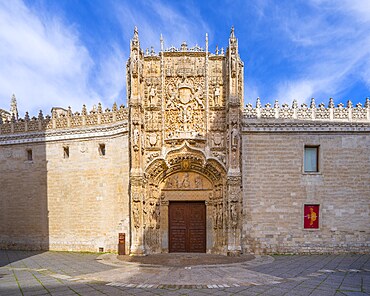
left=0, top=0, right=369, bottom=116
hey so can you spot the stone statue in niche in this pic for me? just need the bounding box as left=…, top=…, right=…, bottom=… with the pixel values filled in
left=144, top=186, right=160, bottom=229
left=133, top=201, right=140, bottom=229
left=213, top=204, right=218, bottom=229
left=217, top=202, right=223, bottom=229
left=145, top=199, right=156, bottom=229
left=132, top=127, right=140, bottom=152
left=181, top=173, right=190, bottom=188
left=154, top=202, right=160, bottom=229
left=231, top=56, right=237, bottom=77
left=230, top=202, right=238, bottom=228
left=214, top=86, right=221, bottom=106
left=231, top=124, right=239, bottom=149
left=194, top=175, right=203, bottom=189
left=148, top=84, right=157, bottom=106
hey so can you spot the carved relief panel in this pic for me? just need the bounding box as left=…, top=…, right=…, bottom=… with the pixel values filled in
left=209, top=59, right=225, bottom=109
left=164, top=75, right=206, bottom=140
left=162, top=172, right=212, bottom=191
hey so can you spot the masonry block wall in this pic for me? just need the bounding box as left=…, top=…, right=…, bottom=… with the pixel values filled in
left=0, top=142, right=48, bottom=250
left=46, top=134, right=130, bottom=252
left=242, top=131, right=370, bottom=254
left=0, top=133, right=130, bottom=252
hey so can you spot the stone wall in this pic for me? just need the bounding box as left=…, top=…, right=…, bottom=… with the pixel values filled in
left=0, top=142, right=49, bottom=250
left=0, top=133, right=130, bottom=252
left=0, top=103, right=131, bottom=252
left=47, top=134, right=130, bottom=252
left=242, top=128, right=370, bottom=254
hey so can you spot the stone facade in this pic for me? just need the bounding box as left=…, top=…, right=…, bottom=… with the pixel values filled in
left=0, top=105, right=130, bottom=252
left=0, top=28, right=369, bottom=254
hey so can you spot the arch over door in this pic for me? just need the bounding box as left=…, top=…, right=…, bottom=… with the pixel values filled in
left=169, top=201, right=206, bottom=253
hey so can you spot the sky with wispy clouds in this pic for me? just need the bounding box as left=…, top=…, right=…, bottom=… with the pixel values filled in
left=0, top=0, right=369, bottom=116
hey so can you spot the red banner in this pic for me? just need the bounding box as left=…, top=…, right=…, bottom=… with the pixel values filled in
left=304, top=204, right=319, bottom=229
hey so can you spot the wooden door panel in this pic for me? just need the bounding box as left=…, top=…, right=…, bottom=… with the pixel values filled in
left=169, top=201, right=206, bottom=253
left=188, top=229, right=206, bottom=252
left=170, top=229, right=186, bottom=252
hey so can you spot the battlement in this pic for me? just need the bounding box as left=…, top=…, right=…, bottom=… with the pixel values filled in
left=0, top=102, right=128, bottom=135
left=244, top=97, right=370, bottom=122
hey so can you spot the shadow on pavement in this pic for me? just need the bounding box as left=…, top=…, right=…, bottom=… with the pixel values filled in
left=0, top=250, right=46, bottom=267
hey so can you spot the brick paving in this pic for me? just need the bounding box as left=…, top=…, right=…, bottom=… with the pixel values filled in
left=0, top=250, right=369, bottom=295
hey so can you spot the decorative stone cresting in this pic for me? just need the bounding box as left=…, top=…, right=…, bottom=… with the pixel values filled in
left=0, top=103, right=128, bottom=135
left=244, top=98, right=370, bottom=122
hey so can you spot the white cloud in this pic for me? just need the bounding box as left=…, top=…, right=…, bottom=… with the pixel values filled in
left=0, top=0, right=103, bottom=116
left=276, top=80, right=315, bottom=105
left=270, top=0, right=370, bottom=104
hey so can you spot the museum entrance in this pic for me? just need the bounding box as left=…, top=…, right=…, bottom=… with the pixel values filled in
left=169, top=201, right=206, bottom=253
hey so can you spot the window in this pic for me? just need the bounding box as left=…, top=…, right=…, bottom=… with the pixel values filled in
left=26, top=149, right=33, bottom=161
left=63, top=146, right=69, bottom=159
left=304, top=146, right=319, bottom=172
left=99, top=143, right=106, bottom=156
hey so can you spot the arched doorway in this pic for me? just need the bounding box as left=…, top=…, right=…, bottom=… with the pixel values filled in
left=140, top=144, right=228, bottom=254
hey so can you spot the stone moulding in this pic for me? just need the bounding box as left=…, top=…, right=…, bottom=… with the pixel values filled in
left=0, top=121, right=128, bottom=145
left=242, top=119, right=370, bottom=133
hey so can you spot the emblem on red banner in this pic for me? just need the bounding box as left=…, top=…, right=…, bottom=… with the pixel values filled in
left=304, top=204, right=319, bottom=229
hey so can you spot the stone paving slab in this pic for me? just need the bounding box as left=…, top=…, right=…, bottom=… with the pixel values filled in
left=0, top=250, right=369, bottom=295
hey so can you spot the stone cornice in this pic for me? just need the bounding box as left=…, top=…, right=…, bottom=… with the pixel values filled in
left=0, top=121, right=128, bottom=145
left=242, top=119, right=370, bottom=133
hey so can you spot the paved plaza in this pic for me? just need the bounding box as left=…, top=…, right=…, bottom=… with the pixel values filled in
left=0, top=250, right=369, bottom=296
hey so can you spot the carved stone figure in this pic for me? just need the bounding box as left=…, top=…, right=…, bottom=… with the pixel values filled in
left=230, top=202, right=238, bottom=228
left=194, top=175, right=203, bottom=189
left=148, top=85, right=157, bottom=106
left=133, top=128, right=139, bottom=151
left=214, top=86, right=220, bottom=106
left=213, top=204, right=218, bottom=229
left=217, top=202, right=223, bottom=229
left=133, top=202, right=140, bottom=229
left=181, top=173, right=190, bottom=188
left=231, top=125, right=239, bottom=148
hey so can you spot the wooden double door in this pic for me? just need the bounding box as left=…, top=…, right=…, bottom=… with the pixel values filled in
left=169, top=201, right=206, bottom=253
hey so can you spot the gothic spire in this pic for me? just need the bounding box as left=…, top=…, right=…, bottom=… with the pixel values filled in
left=133, top=26, right=139, bottom=40
left=160, top=34, right=164, bottom=52
left=230, top=26, right=235, bottom=39
left=131, top=26, right=140, bottom=49
left=10, top=94, right=18, bottom=121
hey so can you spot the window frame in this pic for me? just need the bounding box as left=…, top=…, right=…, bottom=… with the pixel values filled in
left=99, top=143, right=106, bottom=156
left=26, top=148, right=33, bottom=161
left=63, top=146, right=69, bottom=159
left=303, top=145, right=320, bottom=173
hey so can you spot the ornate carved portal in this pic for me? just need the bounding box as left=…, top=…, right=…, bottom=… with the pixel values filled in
left=141, top=146, right=228, bottom=254
left=127, top=27, right=243, bottom=255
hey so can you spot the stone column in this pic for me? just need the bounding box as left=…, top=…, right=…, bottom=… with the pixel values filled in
left=226, top=27, right=243, bottom=256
